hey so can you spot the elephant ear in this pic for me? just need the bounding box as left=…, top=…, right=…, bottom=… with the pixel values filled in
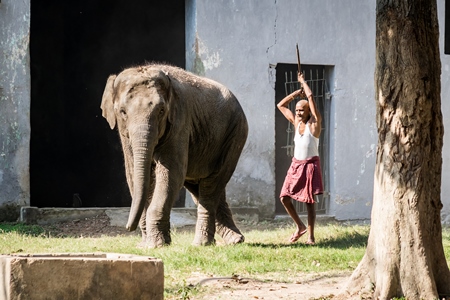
left=164, top=72, right=177, bottom=125
left=100, top=75, right=117, bottom=129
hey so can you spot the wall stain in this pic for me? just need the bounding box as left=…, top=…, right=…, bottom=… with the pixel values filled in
left=193, top=32, right=222, bottom=75
left=335, top=194, right=357, bottom=205
left=0, top=2, right=31, bottom=208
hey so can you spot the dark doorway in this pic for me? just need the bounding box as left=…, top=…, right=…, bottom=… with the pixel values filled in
left=275, top=63, right=331, bottom=215
left=30, top=1, right=185, bottom=208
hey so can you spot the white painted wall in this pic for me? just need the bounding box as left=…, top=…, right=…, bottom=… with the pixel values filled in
left=438, top=0, right=450, bottom=225
left=2, top=0, right=449, bottom=223
left=188, top=0, right=450, bottom=222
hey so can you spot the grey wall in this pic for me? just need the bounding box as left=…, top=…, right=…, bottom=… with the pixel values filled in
left=2, top=0, right=449, bottom=223
left=0, top=0, right=31, bottom=220
left=187, top=0, right=377, bottom=220
left=438, top=0, right=450, bottom=225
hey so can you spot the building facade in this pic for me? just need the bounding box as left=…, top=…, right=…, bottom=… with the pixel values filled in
left=1, top=0, right=449, bottom=224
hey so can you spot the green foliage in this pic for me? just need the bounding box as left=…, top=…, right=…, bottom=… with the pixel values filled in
left=1, top=222, right=449, bottom=300
left=0, top=223, right=45, bottom=236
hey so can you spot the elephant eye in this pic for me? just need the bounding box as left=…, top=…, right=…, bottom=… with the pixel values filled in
left=120, top=109, right=127, bottom=119
left=159, top=108, right=164, bottom=115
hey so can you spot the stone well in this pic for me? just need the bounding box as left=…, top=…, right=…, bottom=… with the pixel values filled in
left=0, top=253, right=164, bottom=300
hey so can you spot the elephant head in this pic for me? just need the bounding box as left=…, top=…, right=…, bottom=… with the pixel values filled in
left=100, top=67, right=176, bottom=231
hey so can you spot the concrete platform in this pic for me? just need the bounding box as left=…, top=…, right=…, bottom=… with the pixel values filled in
left=18, top=206, right=350, bottom=229
left=19, top=206, right=260, bottom=228
left=0, top=253, right=164, bottom=300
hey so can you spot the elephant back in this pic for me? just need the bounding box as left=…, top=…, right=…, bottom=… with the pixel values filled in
left=148, top=64, right=248, bottom=173
left=152, top=64, right=246, bottom=126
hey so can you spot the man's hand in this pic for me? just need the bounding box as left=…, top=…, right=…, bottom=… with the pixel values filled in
left=298, top=72, right=306, bottom=84
left=298, top=88, right=306, bottom=98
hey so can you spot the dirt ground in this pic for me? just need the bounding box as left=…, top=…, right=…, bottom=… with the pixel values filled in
left=189, top=273, right=350, bottom=300
left=41, top=213, right=137, bottom=238
left=41, top=213, right=352, bottom=300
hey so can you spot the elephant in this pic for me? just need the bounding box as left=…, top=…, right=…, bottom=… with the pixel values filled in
left=100, top=63, right=248, bottom=248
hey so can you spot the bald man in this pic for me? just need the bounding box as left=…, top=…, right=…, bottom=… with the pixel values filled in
left=277, top=72, right=323, bottom=245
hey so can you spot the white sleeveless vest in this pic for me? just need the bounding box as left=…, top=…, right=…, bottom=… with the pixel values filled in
left=293, top=122, right=319, bottom=160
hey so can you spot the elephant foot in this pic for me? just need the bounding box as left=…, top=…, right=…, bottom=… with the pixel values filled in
left=216, top=225, right=245, bottom=245
left=138, top=240, right=169, bottom=249
left=138, top=228, right=171, bottom=248
left=192, top=237, right=215, bottom=246
left=225, top=232, right=245, bottom=245
left=192, top=227, right=215, bottom=246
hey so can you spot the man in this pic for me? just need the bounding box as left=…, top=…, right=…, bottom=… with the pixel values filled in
left=277, top=72, right=323, bottom=245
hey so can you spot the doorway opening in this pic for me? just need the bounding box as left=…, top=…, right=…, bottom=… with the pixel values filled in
left=275, top=63, right=332, bottom=215
left=30, top=1, right=185, bottom=208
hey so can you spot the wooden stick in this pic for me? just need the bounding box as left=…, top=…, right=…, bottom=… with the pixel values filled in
left=296, top=43, right=301, bottom=74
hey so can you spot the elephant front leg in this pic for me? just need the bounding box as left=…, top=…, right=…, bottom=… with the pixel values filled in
left=136, top=194, right=169, bottom=249
left=193, top=201, right=217, bottom=246
left=137, top=205, right=148, bottom=248
left=143, top=199, right=173, bottom=248
left=142, top=205, right=172, bottom=248
left=142, top=163, right=180, bottom=248
left=144, top=219, right=171, bottom=248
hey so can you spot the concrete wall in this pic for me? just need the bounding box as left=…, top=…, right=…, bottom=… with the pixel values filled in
left=0, top=0, right=30, bottom=221
left=187, top=0, right=377, bottom=220
left=2, top=0, right=449, bottom=223
left=438, top=0, right=450, bottom=224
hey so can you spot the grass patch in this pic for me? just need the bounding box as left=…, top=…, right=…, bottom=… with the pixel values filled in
left=1, top=222, right=449, bottom=299
left=0, top=223, right=45, bottom=236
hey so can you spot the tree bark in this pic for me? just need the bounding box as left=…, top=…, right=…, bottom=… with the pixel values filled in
left=344, top=0, right=450, bottom=299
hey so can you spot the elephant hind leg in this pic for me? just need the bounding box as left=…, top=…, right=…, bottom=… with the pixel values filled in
left=186, top=181, right=244, bottom=246
left=185, top=182, right=215, bottom=246
left=192, top=201, right=216, bottom=246
left=184, top=182, right=199, bottom=206
left=215, top=190, right=245, bottom=245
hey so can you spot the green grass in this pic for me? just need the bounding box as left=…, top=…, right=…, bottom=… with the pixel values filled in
left=1, top=222, right=449, bottom=299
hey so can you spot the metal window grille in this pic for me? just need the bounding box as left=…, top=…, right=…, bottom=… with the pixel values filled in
left=284, top=69, right=331, bottom=214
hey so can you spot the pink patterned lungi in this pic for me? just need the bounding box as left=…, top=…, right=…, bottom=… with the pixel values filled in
left=280, top=156, right=323, bottom=203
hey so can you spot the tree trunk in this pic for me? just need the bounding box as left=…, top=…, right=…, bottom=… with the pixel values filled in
left=344, top=0, right=450, bottom=299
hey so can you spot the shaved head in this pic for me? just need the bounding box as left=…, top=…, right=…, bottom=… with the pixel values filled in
left=296, top=100, right=309, bottom=109
left=295, top=100, right=311, bottom=122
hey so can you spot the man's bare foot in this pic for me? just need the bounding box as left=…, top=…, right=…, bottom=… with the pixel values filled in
left=288, top=228, right=307, bottom=243
left=305, top=239, right=315, bottom=245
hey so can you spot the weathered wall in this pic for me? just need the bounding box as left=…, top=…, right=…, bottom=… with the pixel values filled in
left=0, top=0, right=31, bottom=221
left=438, top=0, right=450, bottom=225
left=187, top=0, right=377, bottom=220
left=2, top=0, right=449, bottom=223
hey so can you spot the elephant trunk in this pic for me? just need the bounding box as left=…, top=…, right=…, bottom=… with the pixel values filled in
left=126, top=124, right=155, bottom=231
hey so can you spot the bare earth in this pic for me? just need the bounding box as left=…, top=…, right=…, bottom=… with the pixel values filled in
left=189, top=273, right=349, bottom=300
left=42, top=213, right=351, bottom=300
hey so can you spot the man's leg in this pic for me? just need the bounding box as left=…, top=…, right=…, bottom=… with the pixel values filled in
left=306, top=202, right=316, bottom=244
left=280, top=196, right=307, bottom=242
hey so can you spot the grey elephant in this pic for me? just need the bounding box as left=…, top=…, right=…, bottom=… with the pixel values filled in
left=100, top=63, right=248, bottom=248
